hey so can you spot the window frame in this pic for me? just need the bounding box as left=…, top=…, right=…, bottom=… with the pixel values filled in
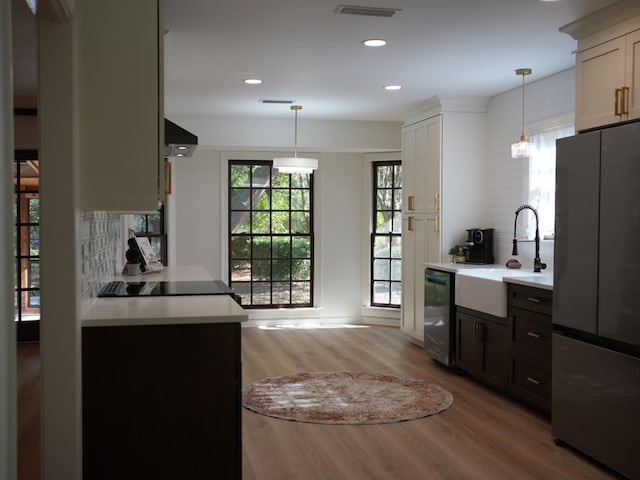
left=131, top=206, right=168, bottom=266
left=228, top=160, right=314, bottom=309
left=524, top=119, right=575, bottom=240
left=14, top=148, right=41, bottom=342
left=370, top=160, right=402, bottom=308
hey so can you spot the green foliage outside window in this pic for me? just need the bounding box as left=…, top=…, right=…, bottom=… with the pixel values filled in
left=229, top=161, right=313, bottom=307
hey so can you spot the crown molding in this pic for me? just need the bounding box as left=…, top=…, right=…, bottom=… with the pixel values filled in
left=560, top=0, right=640, bottom=41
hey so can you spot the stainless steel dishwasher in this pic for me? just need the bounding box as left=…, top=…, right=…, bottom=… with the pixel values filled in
left=424, top=267, right=456, bottom=367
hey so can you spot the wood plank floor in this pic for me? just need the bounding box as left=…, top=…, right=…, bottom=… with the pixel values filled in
left=18, top=325, right=619, bottom=479
left=241, top=325, right=619, bottom=480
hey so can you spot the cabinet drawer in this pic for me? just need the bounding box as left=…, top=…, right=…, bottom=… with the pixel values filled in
left=510, top=307, right=552, bottom=355
left=509, top=351, right=551, bottom=411
left=507, top=284, right=553, bottom=316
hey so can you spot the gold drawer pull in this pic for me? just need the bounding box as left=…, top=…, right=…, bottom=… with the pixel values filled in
left=408, top=195, right=414, bottom=211
left=526, top=377, right=543, bottom=385
left=408, top=216, right=414, bottom=232
left=527, top=297, right=541, bottom=304
left=622, top=86, right=630, bottom=115
left=615, top=88, right=622, bottom=116
left=527, top=331, right=542, bottom=339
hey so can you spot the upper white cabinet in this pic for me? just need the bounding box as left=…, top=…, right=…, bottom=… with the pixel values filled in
left=78, top=0, right=164, bottom=212
left=400, top=96, right=488, bottom=342
left=402, top=96, right=489, bottom=261
left=562, top=2, right=640, bottom=131
left=402, top=116, right=441, bottom=215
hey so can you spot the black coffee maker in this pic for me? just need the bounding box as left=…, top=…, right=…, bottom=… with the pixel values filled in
left=465, top=228, right=494, bottom=264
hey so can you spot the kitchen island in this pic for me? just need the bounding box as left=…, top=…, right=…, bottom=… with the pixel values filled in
left=82, top=266, right=247, bottom=480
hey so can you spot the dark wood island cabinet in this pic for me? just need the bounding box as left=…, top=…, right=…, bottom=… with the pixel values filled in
left=83, top=322, right=241, bottom=480
left=81, top=267, right=247, bottom=480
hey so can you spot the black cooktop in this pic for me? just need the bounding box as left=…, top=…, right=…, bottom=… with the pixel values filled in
left=98, top=280, right=234, bottom=298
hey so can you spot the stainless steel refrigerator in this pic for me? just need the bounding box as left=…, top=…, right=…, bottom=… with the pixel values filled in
left=553, top=120, right=640, bottom=479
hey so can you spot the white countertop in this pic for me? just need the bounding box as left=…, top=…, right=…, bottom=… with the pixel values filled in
left=83, top=266, right=247, bottom=327
left=426, top=262, right=553, bottom=290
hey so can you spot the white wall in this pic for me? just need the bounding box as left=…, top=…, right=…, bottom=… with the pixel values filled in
left=486, top=68, right=576, bottom=270
left=170, top=145, right=386, bottom=322
left=167, top=115, right=402, bottom=153
left=38, top=12, right=83, bottom=480
left=168, top=149, right=222, bottom=277
left=1, top=0, right=17, bottom=478
left=170, top=71, right=577, bottom=321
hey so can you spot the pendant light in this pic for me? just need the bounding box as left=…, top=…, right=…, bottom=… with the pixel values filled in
left=511, top=68, right=534, bottom=159
left=273, top=105, right=318, bottom=174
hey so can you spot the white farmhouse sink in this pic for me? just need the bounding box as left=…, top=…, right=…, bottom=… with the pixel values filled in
left=454, top=267, right=541, bottom=317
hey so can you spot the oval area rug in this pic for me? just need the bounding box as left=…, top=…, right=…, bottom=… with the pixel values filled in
left=242, top=371, right=454, bottom=424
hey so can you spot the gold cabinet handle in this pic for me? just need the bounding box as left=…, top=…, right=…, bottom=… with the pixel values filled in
left=527, top=331, right=542, bottom=339
left=527, top=297, right=541, bottom=304
left=434, top=215, right=440, bottom=233
left=165, top=160, right=172, bottom=195
left=474, top=322, right=482, bottom=342
left=526, top=377, right=543, bottom=385
left=408, top=216, right=414, bottom=232
left=622, top=86, right=630, bottom=115
left=434, top=192, right=440, bottom=212
left=615, top=88, right=622, bottom=116
left=408, top=195, right=414, bottom=211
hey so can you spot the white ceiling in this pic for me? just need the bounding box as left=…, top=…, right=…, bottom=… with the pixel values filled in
left=13, top=0, right=620, bottom=121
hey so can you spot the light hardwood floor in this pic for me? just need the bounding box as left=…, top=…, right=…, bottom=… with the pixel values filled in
left=18, top=325, right=619, bottom=480
left=241, top=325, right=619, bottom=480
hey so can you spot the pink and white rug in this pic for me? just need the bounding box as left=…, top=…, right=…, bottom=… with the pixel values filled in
left=242, top=371, right=454, bottom=424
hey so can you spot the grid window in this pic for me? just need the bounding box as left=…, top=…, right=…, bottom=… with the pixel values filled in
left=132, top=207, right=168, bottom=265
left=14, top=148, right=41, bottom=342
left=371, top=161, right=402, bottom=307
left=229, top=161, right=313, bottom=308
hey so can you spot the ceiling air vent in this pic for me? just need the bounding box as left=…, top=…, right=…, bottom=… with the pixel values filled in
left=334, top=4, right=401, bottom=17
left=260, top=99, right=295, bottom=104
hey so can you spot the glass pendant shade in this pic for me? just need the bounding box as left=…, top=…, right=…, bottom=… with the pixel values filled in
left=511, top=68, right=533, bottom=159
left=511, top=134, right=533, bottom=159
left=273, top=105, right=318, bottom=174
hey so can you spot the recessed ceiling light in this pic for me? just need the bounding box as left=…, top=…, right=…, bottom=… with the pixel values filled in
left=384, top=85, right=402, bottom=91
left=363, top=39, right=387, bottom=47
left=244, top=78, right=262, bottom=85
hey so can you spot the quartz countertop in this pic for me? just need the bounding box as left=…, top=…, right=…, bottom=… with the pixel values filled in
left=426, top=262, right=553, bottom=291
left=83, top=266, right=247, bottom=327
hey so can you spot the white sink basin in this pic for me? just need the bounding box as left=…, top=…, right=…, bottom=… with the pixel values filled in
left=454, top=267, right=543, bottom=317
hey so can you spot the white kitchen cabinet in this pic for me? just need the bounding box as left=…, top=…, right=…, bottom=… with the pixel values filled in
left=402, top=116, right=440, bottom=215
left=562, top=6, right=640, bottom=131
left=401, top=214, right=440, bottom=342
left=626, top=29, right=640, bottom=121
left=400, top=96, right=488, bottom=342
left=77, top=0, right=164, bottom=212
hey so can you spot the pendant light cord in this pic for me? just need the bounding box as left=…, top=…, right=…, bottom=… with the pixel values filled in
left=521, top=73, right=526, bottom=140
left=293, top=107, right=298, bottom=158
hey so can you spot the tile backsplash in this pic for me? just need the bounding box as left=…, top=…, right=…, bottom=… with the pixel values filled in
left=80, top=211, right=121, bottom=303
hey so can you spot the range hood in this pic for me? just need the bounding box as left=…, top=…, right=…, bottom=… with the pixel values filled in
left=164, top=119, right=198, bottom=158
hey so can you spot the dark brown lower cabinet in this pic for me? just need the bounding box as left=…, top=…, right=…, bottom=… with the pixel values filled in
left=456, top=307, right=509, bottom=390
left=82, top=322, right=241, bottom=480
left=507, top=283, right=553, bottom=412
